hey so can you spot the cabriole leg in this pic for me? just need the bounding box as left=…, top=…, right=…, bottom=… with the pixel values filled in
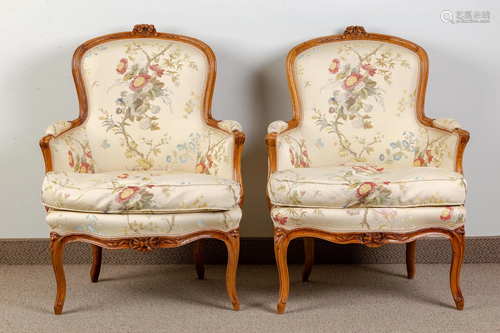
left=194, top=240, right=205, bottom=280
left=50, top=234, right=66, bottom=315
left=406, top=240, right=416, bottom=279
left=302, top=237, right=314, bottom=282
left=225, top=230, right=240, bottom=311
left=275, top=229, right=290, bottom=314
left=90, top=245, right=102, bottom=283
left=449, top=227, right=465, bottom=310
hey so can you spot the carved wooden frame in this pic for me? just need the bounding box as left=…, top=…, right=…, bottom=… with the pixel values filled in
left=40, top=24, right=244, bottom=314
left=266, top=26, right=469, bottom=314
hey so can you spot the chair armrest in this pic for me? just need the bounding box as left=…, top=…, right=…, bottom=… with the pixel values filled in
left=266, top=120, right=311, bottom=174
left=417, top=117, right=469, bottom=175
left=40, top=121, right=98, bottom=174
left=45, top=121, right=72, bottom=137
left=267, top=120, right=289, bottom=134
left=218, top=120, right=243, bottom=133
left=197, top=120, right=245, bottom=206
left=433, top=118, right=462, bottom=132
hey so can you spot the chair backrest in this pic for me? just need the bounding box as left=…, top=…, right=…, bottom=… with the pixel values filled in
left=73, top=24, right=216, bottom=172
left=287, top=26, right=438, bottom=168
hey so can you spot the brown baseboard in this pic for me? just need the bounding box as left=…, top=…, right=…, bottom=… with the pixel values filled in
left=0, top=237, right=498, bottom=265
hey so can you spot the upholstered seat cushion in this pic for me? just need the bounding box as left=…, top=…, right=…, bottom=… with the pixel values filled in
left=271, top=206, right=466, bottom=232
left=46, top=207, right=241, bottom=236
left=268, top=164, right=466, bottom=208
left=42, top=171, right=240, bottom=213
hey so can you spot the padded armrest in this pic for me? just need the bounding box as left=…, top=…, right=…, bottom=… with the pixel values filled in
left=41, top=124, right=97, bottom=174
left=218, top=120, right=243, bottom=133
left=433, top=118, right=462, bottom=132
left=416, top=117, right=469, bottom=174
left=267, top=120, right=289, bottom=134
left=45, top=121, right=72, bottom=137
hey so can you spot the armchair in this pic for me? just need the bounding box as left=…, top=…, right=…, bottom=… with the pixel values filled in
left=40, top=24, right=245, bottom=314
left=266, top=26, right=469, bottom=313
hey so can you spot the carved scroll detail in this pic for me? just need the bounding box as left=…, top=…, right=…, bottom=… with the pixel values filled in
left=132, top=24, right=158, bottom=37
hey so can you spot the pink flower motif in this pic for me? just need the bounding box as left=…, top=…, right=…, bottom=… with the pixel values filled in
left=68, top=150, right=74, bottom=168
left=117, top=173, right=129, bottom=179
left=129, top=74, right=152, bottom=91
left=300, top=190, right=306, bottom=196
left=356, top=182, right=377, bottom=198
left=413, top=157, right=426, bottom=167
left=207, top=154, right=214, bottom=168
left=116, top=186, right=140, bottom=203
left=440, top=207, right=454, bottom=221
left=78, top=162, right=90, bottom=174
left=329, top=59, right=340, bottom=74
left=302, top=150, right=308, bottom=158
left=361, top=63, right=377, bottom=76
left=85, top=151, right=92, bottom=159
left=149, top=64, right=165, bottom=78
left=299, top=161, right=307, bottom=168
left=274, top=213, right=288, bottom=225
left=426, top=149, right=434, bottom=163
left=289, top=148, right=295, bottom=166
left=342, top=73, right=364, bottom=90
left=116, top=58, right=128, bottom=75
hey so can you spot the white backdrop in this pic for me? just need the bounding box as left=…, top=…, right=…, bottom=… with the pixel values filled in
left=0, top=0, right=498, bottom=237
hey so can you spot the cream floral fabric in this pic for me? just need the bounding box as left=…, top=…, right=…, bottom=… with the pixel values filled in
left=46, top=121, right=72, bottom=137
left=195, top=128, right=235, bottom=177
left=268, top=164, right=466, bottom=208
left=47, top=207, right=241, bottom=236
left=433, top=118, right=462, bottom=131
left=49, top=126, right=101, bottom=173
left=42, top=170, right=241, bottom=214
left=271, top=205, right=465, bottom=231
left=273, top=40, right=461, bottom=172
left=218, top=120, right=242, bottom=133
left=268, top=120, right=289, bottom=134
left=44, top=39, right=236, bottom=180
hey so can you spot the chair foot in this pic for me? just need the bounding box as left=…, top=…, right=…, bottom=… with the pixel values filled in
left=50, top=234, right=66, bottom=315
left=194, top=240, right=205, bottom=280
left=406, top=240, right=416, bottom=279
left=275, top=229, right=290, bottom=314
left=302, top=237, right=314, bottom=282
left=450, top=227, right=465, bottom=310
left=90, top=245, right=102, bottom=283
left=225, top=230, right=240, bottom=311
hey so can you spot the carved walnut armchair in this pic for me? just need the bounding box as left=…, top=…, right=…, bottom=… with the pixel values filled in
left=40, top=25, right=245, bottom=314
left=266, top=26, right=469, bottom=313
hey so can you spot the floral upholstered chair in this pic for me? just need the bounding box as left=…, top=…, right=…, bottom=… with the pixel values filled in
left=266, top=26, right=469, bottom=313
left=40, top=25, right=245, bottom=314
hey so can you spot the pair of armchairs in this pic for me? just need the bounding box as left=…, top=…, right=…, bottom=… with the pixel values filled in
left=40, top=24, right=468, bottom=315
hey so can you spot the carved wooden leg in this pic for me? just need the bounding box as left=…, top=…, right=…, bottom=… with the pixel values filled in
left=194, top=240, right=205, bottom=280
left=302, top=237, right=314, bottom=282
left=406, top=240, right=416, bottom=279
left=50, top=234, right=66, bottom=315
left=90, top=245, right=102, bottom=283
left=275, top=228, right=290, bottom=314
left=449, top=227, right=465, bottom=310
left=225, top=230, right=240, bottom=311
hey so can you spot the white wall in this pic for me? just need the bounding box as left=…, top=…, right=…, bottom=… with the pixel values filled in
left=0, top=0, right=498, bottom=238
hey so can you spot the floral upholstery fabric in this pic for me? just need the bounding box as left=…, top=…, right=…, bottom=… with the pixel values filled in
left=49, top=126, right=101, bottom=173
left=47, top=207, right=241, bottom=237
left=46, top=121, right=72, bottom=137
left=218, top=120, right=243, bottom=133
left=274, top=41, right=461, bottom=172
left=42, top=170, right=241, bottom=214
left=268, top=120, right=289, bottom=134
left=45, top=39, right=236, bottom=181
left=268, top=164, right=466, bottom=209
left=271, top=205, right=465, bottom=231
left=433, top=118, right=462, bottom=131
